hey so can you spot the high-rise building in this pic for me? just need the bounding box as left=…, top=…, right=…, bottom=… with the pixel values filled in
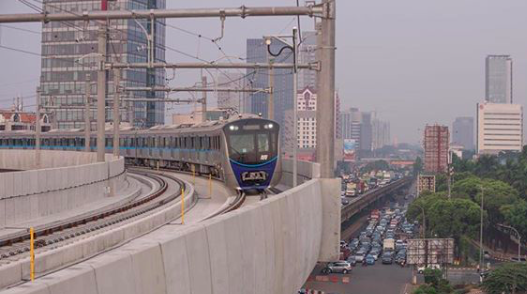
left=360, top=112, right=373, bottom=153
left=372, top=118, right=391, bottom=150
left=452, top=117, right=475, bottom=150
left=296, top=87, right=317, bottom=149
left=298, top=32, right=317, bottom=91
left=245, top=38, right=293, bottom=127
left=40, top=0, right=166, bottom=130
left=486, top=55, right=513, bottom=104
left=477, top=103, right=523, bottom=154
left=216, top=72, right=245, bottom=112
left=423, top=125, right=449, bottom=173
left=283, top=88, right=341, bottom=162
left=341, top=108, right=361, bottom=142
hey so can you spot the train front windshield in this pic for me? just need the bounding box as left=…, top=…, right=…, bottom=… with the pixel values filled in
left=225, top=120, right=279, bottom=165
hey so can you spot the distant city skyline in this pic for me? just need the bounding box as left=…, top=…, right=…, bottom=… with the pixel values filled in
left=452, top=117, right=475, bottom=150
left=2, top=0, right=527, bottom=144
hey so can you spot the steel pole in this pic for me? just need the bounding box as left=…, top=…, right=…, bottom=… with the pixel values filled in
left=84, top=74, right=91, bottom=152
left=316, top=0, right=336, bottom=178
left=0, top=6, right=322, bottom=23
left=202, top=76, right=207, bottom=122
left=35, top=87, right=41, bottom=169
left=268, top=53, right=274, bottom=120
left=96, top=25, right=107, bottom=162
left=479, top=187, right=484, bottom=271
left=109, top=62, right=314, bottom=70
left=292, top=27, right=298, bottom=187
left=113, top=67, right=121, bottom=157
left=121, top=86, right=270, bottom=93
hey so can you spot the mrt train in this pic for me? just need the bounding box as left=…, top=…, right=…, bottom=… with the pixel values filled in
left=0, top=115, right=282, bottom=192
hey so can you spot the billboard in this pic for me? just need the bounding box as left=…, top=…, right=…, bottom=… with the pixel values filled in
left=407, top=238, right=454, bottom=265
left=343, top=139, right=356, bottom=162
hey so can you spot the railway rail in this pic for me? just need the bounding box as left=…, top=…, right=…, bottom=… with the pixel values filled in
left=130, top=167, right=249, bottom=220
left=0, top=170, right=183, bottom=262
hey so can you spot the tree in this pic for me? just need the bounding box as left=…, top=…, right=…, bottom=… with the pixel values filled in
left=415, top=269, right=454, bottom=294
left=360, top=160, right=389, bottom=174
left=452, top=177, right=483, bottom=201
left=414, top=156, right=423, bottom=175
left=435, top=174, right=448, bottom=192
left=451, top=153, right=475, bottom=174
left=503, top=199, right=527, bottom=239
left=475, top=180, right=519, bottom=225
left=413, top=285, right=437, bottom=294
left=407, top=194, right=483, bottom=243
left=481, top=263, right=527, bottom=294
left=474, top=155, right=499, bottom=179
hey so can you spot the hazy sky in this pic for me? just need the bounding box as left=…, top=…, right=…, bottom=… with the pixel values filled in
left=1, top=0, right=527, bottom=144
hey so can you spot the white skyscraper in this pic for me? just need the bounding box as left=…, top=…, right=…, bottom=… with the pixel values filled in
left=477, top=103, right=523, bottom=154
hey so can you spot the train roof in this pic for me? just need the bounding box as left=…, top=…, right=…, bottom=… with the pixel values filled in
left=0, top=114, right=274, bottom=137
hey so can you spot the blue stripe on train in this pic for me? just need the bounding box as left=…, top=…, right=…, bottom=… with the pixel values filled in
left=229, top=157, right=277, bottom=190
left=0, top=145, right=220, bottom=153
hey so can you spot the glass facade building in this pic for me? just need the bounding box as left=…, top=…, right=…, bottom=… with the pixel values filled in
left=40, top=0, right=166, bottom=130
left=245, top=38, right=293, bottom=133
left=485, top=55, right=513, bottom=104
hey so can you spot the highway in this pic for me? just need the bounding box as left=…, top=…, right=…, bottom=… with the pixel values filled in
left=341, top=178, right=412, bottom=223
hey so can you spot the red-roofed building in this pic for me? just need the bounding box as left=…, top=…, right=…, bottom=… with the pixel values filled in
left=0, top=110, right=51, bottom=132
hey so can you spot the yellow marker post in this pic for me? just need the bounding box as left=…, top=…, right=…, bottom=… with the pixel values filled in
left=181, top=187, right=185, bottom=225
left=209, top=174, right=212, bottom=198
left=30, top=227, right=35, bottom=281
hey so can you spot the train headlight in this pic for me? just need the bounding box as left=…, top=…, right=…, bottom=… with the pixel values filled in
left=229, top=125, right=239, bottom=131
left=264, top=123, right=274, bottom=129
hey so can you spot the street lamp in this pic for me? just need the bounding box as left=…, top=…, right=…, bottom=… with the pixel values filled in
left=415, top=202, right=426, bottom=239
left=497, top=223, right=522, bottom=262
left=479, top=186, right=485, bottom=272
left=265, top=27, right=298, bottom=187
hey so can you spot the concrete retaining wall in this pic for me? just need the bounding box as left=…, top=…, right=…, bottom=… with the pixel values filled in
left=0, top=150, right=125, bottom=228
left=280, top=159, right=321, bottom=187
left=0, top=150, right=99, bottom=170
left=2, top=177, right=341, bottom=294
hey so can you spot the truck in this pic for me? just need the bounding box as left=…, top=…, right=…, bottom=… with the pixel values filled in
left=370, top=209, right=380, bottom=221
left=383, top=238, right=395, bottom=252
left=345, top=182, right=357, bottom=197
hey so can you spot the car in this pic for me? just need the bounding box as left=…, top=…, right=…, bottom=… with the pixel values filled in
left=381, top=251, right=394, bottom=264
left=395, top=252, right=406, bottom=264
left=370, top=249, right=381, bottom=260
left=347, top=256, right=357, bottom=266
left=354, top=253, right=365, bottom=263
left=322, top=261, right=352, bottom=274
left=341, top=197, right=350, bottom=205
left=365, top=254, right=376, bottom=265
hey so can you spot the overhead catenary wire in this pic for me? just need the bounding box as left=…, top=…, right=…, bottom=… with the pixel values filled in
left=0, top=24, right=40, bottom=35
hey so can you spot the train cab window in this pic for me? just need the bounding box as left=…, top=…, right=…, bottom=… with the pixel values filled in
left=224, top=120, right=279, bottom=165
